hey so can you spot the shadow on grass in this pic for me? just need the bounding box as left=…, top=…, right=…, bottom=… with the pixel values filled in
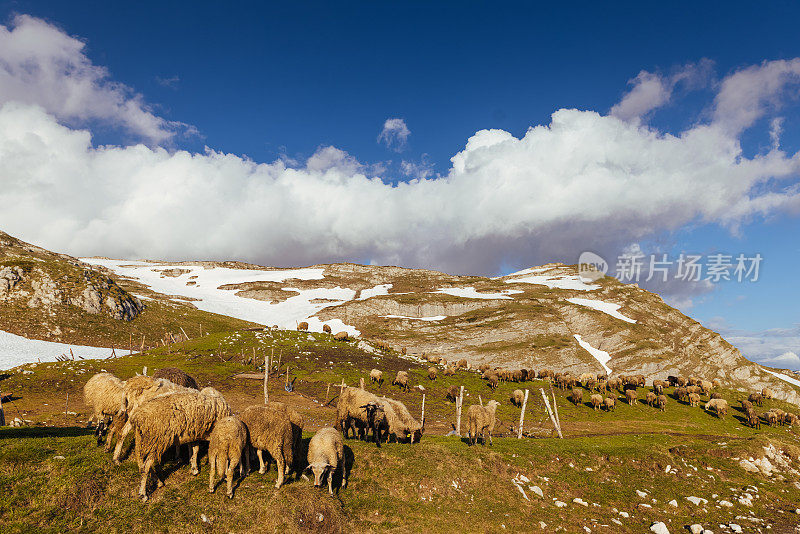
left=0, top=425, right=93, bottom=439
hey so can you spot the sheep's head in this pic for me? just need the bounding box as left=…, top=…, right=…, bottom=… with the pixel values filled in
left=486, top=400, right=500, bottom=409
left=307, top=462, right=330, bottom=487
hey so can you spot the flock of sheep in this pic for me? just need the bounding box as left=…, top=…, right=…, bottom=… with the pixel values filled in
left=83, top=368, right=345, bottom=502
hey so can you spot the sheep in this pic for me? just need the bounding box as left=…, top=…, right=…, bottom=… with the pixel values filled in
left=393, top=371, right=410, bottom=391
left=238, top=404, right=294, bottom=488
left=456, top=359, right=468, bottom=370
left=656, top=395, right=667, bottom=412
left=590, top=394, right=603, bottom=410
left=297, top=321, right=309, bottom=331
left=585, top=379, right=598, bottom=392
left=652, top=381, right=664, bottom=396
left=688, top=376, right=701, bottom=387
left=570, top=387, right=583, bottom=406
left=762, top=388, right=774, bottom=400
left=710, top=392, right=722, bottom=399
left=151, top=368, right=199, bottom=390
left=538, top=369, right=554, bottom=381
left=768, top=408, right=786, bottom=425
left=487, top=374, right=499, bottom=391
left=579, top=373, right=596, bottom=385
left=306, top=427, right=346, bottom=495
left=426, top=354, right=439, bottom=364
left=478, top=364, right=490, bottom=374
left=606, top=378, right=621, bottom=391
left=333, top=331, right=349, bottom=341
left=674, top=387, right=688, bottom=402
left=322, top=324, right=332, bottom=334
left=604, top=397, right=616, bottom=411
left=111, top=375, right=197, bottom=462
left=785, top=412, right=799, bottom=426
left=443, top=366, right=456, bottom=377
left=208, top=415, right=248, bottom=498
left=377, top=397, right=423, bottom=443
left=700, top=380, right=713, bottom=394
left=748, top=392, right=763, bottom=406
left=625, top=389, right=637, bottom=405
left=336, top=387, right=382, bottom=446
left=369, top=369, right=384, bottom=387
left=677, top=377, right=688, bottom=387
left=765, top=410, right=778, bottom=426
left=740, top=399, right=754, bottom=412
left=510, top=389, right=524, bottom=407
left=646, top=391, right=657, bottom=407
left=131, top=389, right=232, bottom=501
left=688, top=392, right=701, bottom=407
left=446, top=385, right=459, bottom=403
left=466, top=400, right=500, bottom=446
left=83, top=372, right=125, bottom=445
left=667, top=375, right=679, bottom=387
left=748, top=412, right=761, bottom=429
left=686, top=385, right=701, bottom=396
left=704, top=398, right=728, bottom=419
left=428, top=367, right=438, bottom=381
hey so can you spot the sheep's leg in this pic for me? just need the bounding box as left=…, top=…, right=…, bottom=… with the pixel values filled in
left=190, top=443, right=200, bottom=475
left=153, top=463, right=166, bottom=488
left=328, top=467, right=333, bottom=495
left=226, top=462, right=235, bottom=498
left=275, top=454, right=285, bottom=488
left=139, top=457, right=154, bottom=502
left=257, top=449, right=267, bottom=474
left=340, top=462, right=347, bottom=489
left=208, top=455, right=216, bottom=493
left=113, top=421, right=133, bottom=464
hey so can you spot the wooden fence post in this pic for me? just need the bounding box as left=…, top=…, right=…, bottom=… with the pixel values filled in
left=550, top=386, right=561, bottom=432
left=455, top=386, right=464, bottom=436
left=421, top=393, right=426, bottom=427
left=264, top=352, right=269, bottom=404
left=0, top=394, right=5, bottom=427
left=540, top=388, right=563, bottom=438
left=142, top=366, right=147, bottom=376
left=517, top=389, right=529, bottom=439
left=324, top=383, right=331, bottom=406
left=359, top=377, right=365, bottom=389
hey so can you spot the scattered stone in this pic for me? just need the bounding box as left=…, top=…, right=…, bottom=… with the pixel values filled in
left=638, top=503, right=652, bottom=509
left=665, top=464, right=671, bottom=473
left=719, top=500, right=733, bottom=508
left=668, top=500, right=678, bottom=508
left=619, top=512, right=629, bottom=518
left=686, top=496, right=708, bottom=506
left=650, top=521, right=670, bottom=534
left=530, top=485, right=543, bottom=498
left=690, top=525, right=704, bottom=534
left=739, top=460, right=759, bottom=473
left=573, top=498, right=588, bottom=507
left=636, top=490, right=648, bottom=498
left=555, top=501, right=567, bottom=508
left=738, top=495, right=752, bottom=507
left=539, top=521, right=547, bottom=529
left=729, top=524, right=742, bottom=533
left=612, top=519, right=622, bottom=526
left=583, top=527, right=591, bottom=533
left=53, top=455, right=65, bottom=460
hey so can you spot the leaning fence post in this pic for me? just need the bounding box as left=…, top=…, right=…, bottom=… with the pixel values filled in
left=421, top=393, right=426, bottom=427
left=324, top=383, right=331, bottom=406
left=550, top=385, right=561, bottom=432
left=540, top=388, right=563, bottom=438
left=456, top=385, right=464, bottom=436
left=264, top=352, right=269, bottom=404
left=517, top=389, right=529, bottom=439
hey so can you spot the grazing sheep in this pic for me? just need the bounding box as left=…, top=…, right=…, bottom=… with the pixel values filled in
left=446, top=385, right=459, bottom=403
left=700, top=380, right=713, bottom=394
left=336, top=387, right=382, bottom=446
left=131, top=389, right=233, bottom=501
left=239, top=404, right=294, bottom=488
left=443, top=366, right=456, bottom=377
left=426, top=354, right=439, bottom=364
left=466, top=400, right=500, bottom=446
left=686, top=385, right=701, bottom=396
left=748, top=393, right=763, bottom=407
left=710, top=392, right=722, bottom=399
left=704, top=398, right=728, bottom=419
left=674, top=387, right=688, bottom=402
left=83, top=372, right=125, bottom=445
left=427, top=367, right=438, bottom=381
left=570, top=388, right=583, bottom=406
left=606, top=378, right=621, bottom=391
left=297, top=321, right=309, bottom=331
left=585, top=378, right=598, bottom=392
left=333, top=331, right=349, bottom=341
left=688, top=393, right=701, bottom=407
left=378, top=397, right=423, bottom=443
left=603, top=397, right=616, bottom=411
left=785, top=412, right=799, bottom=426
left=590, top=394, right=603, bottom=410
left=762, top=388, right=774, bottom=400
left=652, top=381, right=664, bottom=396
left=151, top=368, right=200, bottom=390
left=646, top=391, right=657, bottom=407
left=456, top=359, right=468, bottom=370
left=208, top=415, right=248, bottom=498
left=510, top=389, right=524, bottom=407
left=306, top=427, right=346, bottom=495
left=538, top=369, right=554, bottom=381
left=667, top=375, right=679, bottom=387
left=688, top=376, right=701, bottom=387
left=765, top=410, right=778, bottom=426
left=740, top=399, right=754, bottom=412
left=625, top=389, right=637, bottom=406
left=393, top=371, right=410, bottom=392
left=578, top=373, right=596, bottom=385
left=677, top=377, right=688, bottom=387
left=369, top=369, right=384, bottom=387
left=322, top=324, right=332, bottom=334
left=478, top=364, right=490, bottom=374
left=656, top=395, right=667, bottom=412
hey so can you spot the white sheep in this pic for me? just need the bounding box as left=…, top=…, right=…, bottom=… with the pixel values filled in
left=305, top=427, right=346, bottom=495
left=467, top=400, right=500, bottom=446
left=83, top=372, right=124, bottom=445
left=208, top=415, right=249, bottom=498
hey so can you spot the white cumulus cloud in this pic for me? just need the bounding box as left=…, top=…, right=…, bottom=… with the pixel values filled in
left=377, top=118, right=410, bottom=151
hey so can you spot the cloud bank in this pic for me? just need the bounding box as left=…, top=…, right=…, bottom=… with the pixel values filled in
left=0, top=16, right=800, bottom=283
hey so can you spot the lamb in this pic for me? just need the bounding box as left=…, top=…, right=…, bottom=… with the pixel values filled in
left=704, top=398, right=728, bottom=419
left=306, top=427, right=346, bottom=495
left=297, top=321, right=309, bottom=331
left=748, top=392, right=763, bottom=406
left=428, top=367, right=438, bottom=381
left=625, top=389, right=637, bottom=405
left=336, top=387, right=382, bottom=446
left=378, top=397, right=423, bottom=443
left=83, top=372, right=125, bottom=445
left=446, top=385, right=459, bottom=403
left=688, top=392, right=701, bottom=407
left=570, top=387, right=583, bottom=406
left=207, top=415, right=248, bottom=498
left=487, top=374, right=499, bottom=391
left=466, top=400, right=500, bottom=446
left=151, top=368, right=199, bottom=390
left=762, top=388, right=774, bottom=400
left=322, top=324, right=332, bottom=334
left=510, top=389, right=524, bottom=407
left=590, top=394, right=602, bottom=410
left=603, top=397, right=616, bottom=411
left=238, top=404, right=294, bottom=488
left=393, top=371, right=409, bottom=392
left=656, top=395, right=667, bottom=412
left=131, top=389, right=233, bottom=501
left=369, top=369, right=384, bottom=387
left=646, top=391, right=657, bottom=407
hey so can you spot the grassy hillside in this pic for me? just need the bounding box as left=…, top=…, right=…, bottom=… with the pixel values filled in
left=1, top=330, right=799, bottom=532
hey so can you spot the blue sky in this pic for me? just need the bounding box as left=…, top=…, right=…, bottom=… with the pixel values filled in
left=0, top=1, right=798, bottom=367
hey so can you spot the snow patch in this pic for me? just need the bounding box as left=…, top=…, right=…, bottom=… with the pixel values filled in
left=566, top=298, right=637, bottom=323
left=380, top=315, right=447, bottom=321
left=762, top=368, right=800, bottom=388
left=434, top=287, right=522, bottom=300
left=573, top=334, right=612, bottom=374
left=0, top=329, right=114, bottom=370
left=505, top=274, right=600, bottom=291
left=359, top=283, right=392, bottom=300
